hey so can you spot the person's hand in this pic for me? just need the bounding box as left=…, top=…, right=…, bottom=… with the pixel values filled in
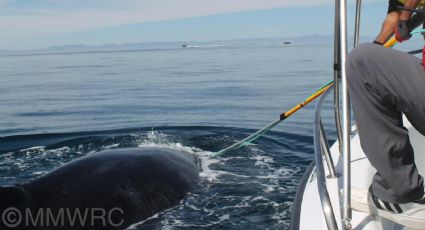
left=395, top=20, right=412, bottom=42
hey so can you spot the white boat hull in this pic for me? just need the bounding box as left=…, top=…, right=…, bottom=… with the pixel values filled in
left=293, top=117, right=425, bottom=230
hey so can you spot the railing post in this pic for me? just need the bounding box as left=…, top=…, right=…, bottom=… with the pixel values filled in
left=354, top=0, right=362, bottom=47
left=333, top=0, right=343, bottom=154
left=320, top=119, right=337, bottom=178
left=339, top=0, right=352, bottom=228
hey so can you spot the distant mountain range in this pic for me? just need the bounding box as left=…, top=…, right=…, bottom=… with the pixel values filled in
left=0, top=35, right=375, bottom=56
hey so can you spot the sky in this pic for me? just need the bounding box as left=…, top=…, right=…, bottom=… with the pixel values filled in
left=0, top=0, right=387, bottom=49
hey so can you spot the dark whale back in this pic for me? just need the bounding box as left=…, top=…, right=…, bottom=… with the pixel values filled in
left=0, top=147, right=200, bottom=229
left=0, top=185, right=32, bottom=210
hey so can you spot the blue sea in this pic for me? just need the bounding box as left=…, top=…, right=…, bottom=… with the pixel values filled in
left=0, top=40, right=338, bottom=229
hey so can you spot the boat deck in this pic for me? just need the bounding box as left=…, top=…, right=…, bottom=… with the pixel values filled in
left=298, top=117, right=425, bottom=230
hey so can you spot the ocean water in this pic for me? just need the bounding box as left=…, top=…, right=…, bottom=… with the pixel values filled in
left=0, top=42, right=337, bottom=229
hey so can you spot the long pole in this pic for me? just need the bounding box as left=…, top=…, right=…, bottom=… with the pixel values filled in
left=212, top=81, right=333, bottom=157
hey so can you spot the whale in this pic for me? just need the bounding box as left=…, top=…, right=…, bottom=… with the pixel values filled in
left=0, top=147, right=200, bottom=229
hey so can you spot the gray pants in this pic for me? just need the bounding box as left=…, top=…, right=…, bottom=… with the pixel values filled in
left=347, top=43, right=425, bottom=203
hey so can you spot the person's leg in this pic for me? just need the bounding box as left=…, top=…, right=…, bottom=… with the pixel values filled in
left=347, top=43, right=425, bottom=203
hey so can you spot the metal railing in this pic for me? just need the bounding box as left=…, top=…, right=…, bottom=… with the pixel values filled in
left=313, top=85, right=338, bottom=230
left=314, top=0, right=363, bottom=227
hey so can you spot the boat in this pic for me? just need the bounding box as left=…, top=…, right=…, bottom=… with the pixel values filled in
left=289, top=0, right=425, bottom=229
left=283, top=41, right=293, bottom=45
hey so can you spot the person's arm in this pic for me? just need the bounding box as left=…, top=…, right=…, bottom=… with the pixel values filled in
left=375, top=12, right=400, bottom=44
left=395, top=0, right=421, bottom=42
left=375, top=0, right=403, bottom=45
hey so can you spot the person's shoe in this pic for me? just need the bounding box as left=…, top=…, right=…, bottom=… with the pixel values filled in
left=351, top=187, right=425, bottom=229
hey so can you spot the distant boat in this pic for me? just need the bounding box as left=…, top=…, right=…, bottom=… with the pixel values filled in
left=282, top=41, right=293, bottom=45
left=181, top=44, right=225, bottom=48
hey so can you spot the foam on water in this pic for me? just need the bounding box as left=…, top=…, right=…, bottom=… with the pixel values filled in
left=137, top=130, right=204, bottom=154
left=134, top=129, right=222, bottom=183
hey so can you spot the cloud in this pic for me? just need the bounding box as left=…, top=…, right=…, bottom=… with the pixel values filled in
left=0, top=0, right=382, bottom=48
left=0, top=1, right=333, bottom=42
